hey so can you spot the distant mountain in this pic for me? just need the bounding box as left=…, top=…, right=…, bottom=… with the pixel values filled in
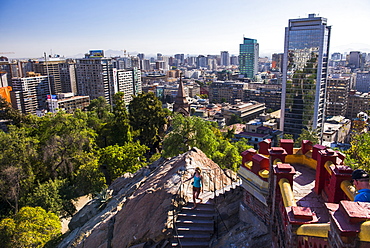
left=331, top=43, right=370, bottom=54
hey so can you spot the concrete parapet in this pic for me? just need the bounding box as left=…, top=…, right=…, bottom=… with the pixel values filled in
left=301, top=140, right=313, bottom=155
left=280, top=139, right=294, bottom=155
left=258, top=139, right=271, bottom=155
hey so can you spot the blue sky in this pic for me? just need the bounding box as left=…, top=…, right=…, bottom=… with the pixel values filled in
left=1, top=0, right=370, bottom=59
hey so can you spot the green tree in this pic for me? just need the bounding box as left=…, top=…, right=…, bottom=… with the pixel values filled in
left=23, top=179, right=63, bottom=216
left=212, top=140, right=241, bottom=171
left=228, top=114, right=242, bottom=125
left=99, top=143, right=148, bottom=184
left=0, top=206, right=61, bottom=248
left=0, top=96, right=26, bottom=126
left=129, top=92, right=168, bottom=151
left=344, top=132, right=370, bottom=171
left=163, top=114, right=252, bottom=171
left=162, top=114, right=219, bottom=158
left=294, top=127, right=320, bottom=147
left=283, top=133, right=293, bottom=140
left=86, top=96, right=113, bottom=121
left=33, top=111, right=97, bottom=181
left=105, top=92, right=132, bottom=146
left=0, top=126, right=38, bottom=214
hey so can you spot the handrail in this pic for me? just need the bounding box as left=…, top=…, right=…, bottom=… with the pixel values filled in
left=172, top=164, right=237, bottom=244
left=171, top=171, right=185, bottom=248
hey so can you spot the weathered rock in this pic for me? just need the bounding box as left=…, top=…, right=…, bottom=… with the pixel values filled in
left=68, top=199, right=102, bottom=231
left=58, top=148, right=231, bottom=248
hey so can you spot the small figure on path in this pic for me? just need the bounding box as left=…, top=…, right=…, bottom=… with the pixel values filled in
left=186, top=167, right=203, bottom=209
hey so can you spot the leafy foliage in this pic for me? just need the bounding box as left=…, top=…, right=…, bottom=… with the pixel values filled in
left=294, top=127, right=320, bottom=147
left=99, top=143, right=148, bottom=184
left=107, top=92, right=132, bottom=146
left=344, top=132, right=370, bottom=171
left=162, top=114, right=252, bottom=170
left=22, top=180, right=63, bottom=216
left=0, top=126, right=38, bottom=214
left=0, top=206, right=61, bottom=248
left=162, top=114, right=219, bottom=158
left=129, top=92, right=168, bottom=150
left=31, top=112, right=97, bottom=181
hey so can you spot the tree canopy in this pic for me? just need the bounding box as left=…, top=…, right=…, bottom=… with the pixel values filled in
left=0, top=206, right=61, bottom=248
left=162, top=114, right=252, bottom=170
left=344, top=132, right=370, bottom=171
left=129, top=92, right=168, bottom=151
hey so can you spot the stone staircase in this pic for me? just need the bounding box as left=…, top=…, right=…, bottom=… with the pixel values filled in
left=171, top=201, right=215, bottom=248
left=171, top=181, right=241, bottom=247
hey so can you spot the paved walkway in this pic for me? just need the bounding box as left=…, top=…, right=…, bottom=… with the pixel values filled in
left=291, top=164, right=330, bottom=223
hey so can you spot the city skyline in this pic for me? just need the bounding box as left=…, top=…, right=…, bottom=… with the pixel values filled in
left=1, top=0, right=370, bottom=59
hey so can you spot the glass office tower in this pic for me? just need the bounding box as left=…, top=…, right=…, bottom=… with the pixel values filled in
left=280, top=14, right=331, bottom=139
left=239, top=38, right=259, bottom=79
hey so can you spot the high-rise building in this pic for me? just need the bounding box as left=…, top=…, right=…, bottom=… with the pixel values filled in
left=280, top=14, right=331, bottom=139
left=11, top=74, right=52, bottom=114
left=355, top=72, right=370, bottom=93
left=141, top=59, right=151, bottom=71
left=272, top=53, right=284, bottom=72
left=137, top=53, right=145, bottom=60
left=326, top=76, right=351, bottom=117
left=239, top=38, right=259, bottom=79
left=34, top=58, right=77, bottom=94
left=174, top=54, right=185, bottom=65
left=113, top=68, right=142, bottom=104
left=76, top=50, right=115, bottom=104
left=331, top=52, right=343, bottom=61
left=346, top=90, right=370, bottom=120
left=196, top=55, right=207, bottom=69
left=221, top=51, right=230, bottom=66
left=157, top=53, right=163, bottom=61
left=230, top=55, right=239, bottom=65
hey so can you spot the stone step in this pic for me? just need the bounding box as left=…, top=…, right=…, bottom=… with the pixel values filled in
left=177, top=212, right=214, bottom=220
left=177, top=225, right=213, bottom=233
left=182, top=204, right=214, bottom=213
left=176, top=218, right=214, bottom=227
left=171, top=240, right=209, bottom=248
left=173, top=233, right=211, bottom=242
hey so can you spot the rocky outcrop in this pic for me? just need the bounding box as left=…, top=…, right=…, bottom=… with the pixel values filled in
left=58, top=148, right=232, bottom=248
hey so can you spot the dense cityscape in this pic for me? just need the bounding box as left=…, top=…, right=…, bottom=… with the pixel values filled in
left=1, top=14, right=370, bottom=148
left=1, top=12, right=370, bottom=248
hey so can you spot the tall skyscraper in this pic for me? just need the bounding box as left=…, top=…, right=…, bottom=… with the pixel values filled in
left=34, top=58, right=77, bottom=94
left=76, top=50, right=115, bottom=104
left=280, top=14, right=331, bottom=139
left=239, top=38, right=259, bottom=79
left=221, top=51, right=230, bottom=66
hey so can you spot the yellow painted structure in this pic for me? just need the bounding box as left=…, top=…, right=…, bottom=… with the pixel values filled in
left=297, top=223, right=330, bottom=238
left=278, top=178, right=296, bottom=207
left=285, top=154, right=316, bottom=170
left=258, top=169, right=269, bottom=179
left=359, top=221, right=370, bottom=242
left=340, top=180, right=356, bottom=201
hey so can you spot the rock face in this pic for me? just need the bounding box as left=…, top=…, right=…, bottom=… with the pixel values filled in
left=58, top=148, right=232, bottom=248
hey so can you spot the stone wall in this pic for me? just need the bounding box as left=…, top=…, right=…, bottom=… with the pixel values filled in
left=210, top=186, right=271, bottom=248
